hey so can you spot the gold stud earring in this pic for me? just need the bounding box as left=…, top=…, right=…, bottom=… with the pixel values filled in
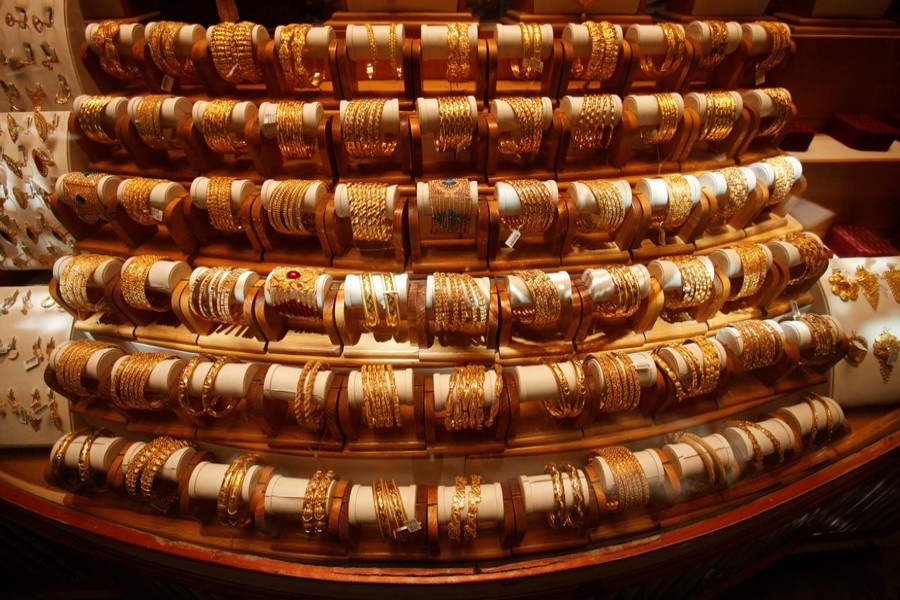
left=828, top=268, right=858, bottom=302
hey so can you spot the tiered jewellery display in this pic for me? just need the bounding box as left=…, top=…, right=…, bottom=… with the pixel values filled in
left=278, top=24, right=323, bottom=88
left=343, top=99, right=397, bottom=158
left=639, top=23, right=685, bottom=79
left=571, top=94, right=616, bottom=151
left=498, top=97, right=544, bottom=155
left=572, top=21, right=618, bottom=82
left=208, top=21, right=264, bottom=83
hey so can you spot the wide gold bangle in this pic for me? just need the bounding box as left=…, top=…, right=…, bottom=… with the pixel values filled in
left=209, top=21, right=263, bottom=83
left=91, top=21, right=141, bottom=81
left=218, top=453, right=263, bottom=527
left=572, top=94, right=617, bottom=151
left=133, top=95, right=170, bottom=150
left=267, top=266, right=324, bottom=319
left=61, top=172, right=107, bottom=225
left=148, top=21, right=197, bottom=78
left=58, top=253, right=110, bottom=312
left=348, top=182, right=392, bottom=245
left=120, top=254, right=169, bottom=311
left=762, top=155, right=795, bottom=207
left=660, top=174, right=693, bottom=230
left=729, top=243, right=768, bottom=300
left=716, top=167, right=750, bottom=220
left=446, top=23, right=471, bottom=83
left=428, top=178, right=473, bottom=235
left=783, top=233, right=827, bottom=286
left=639, top=23, right=685, bottom=78
left=732, top=319, right=783, bottom=371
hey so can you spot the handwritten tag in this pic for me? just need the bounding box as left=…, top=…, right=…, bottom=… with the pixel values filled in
left=505, top=227, right=522, bottom=248
left=150, top=207, right=164, bottom=222
left=755, top=69, right=765, bottom=86
left=161, top=74, right=175, bottom=93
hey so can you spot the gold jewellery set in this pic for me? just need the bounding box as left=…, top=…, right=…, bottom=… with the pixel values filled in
left=90, top=20, right=141, bottom=82
left=342, top=99, right=397, bottom=158
left=347, top=182, right=392, bottom=245
left=209, top=21, right=263, bottom=83
left=278, top=24, right=324, bottom=89
left=445, top=364, right=503, bottom=431
left=187, top=266, right=251, bottom=325
left=575, top=179, right=626, bottom=234
left=4, top=387, right=63, bottom=432
left=572, top=21, right=618, bottom=82
left=428, top=178, right=474, bottom=235
left=571, top=94, right=617, bottom=151
left=497, top=97, right=545, bottom=156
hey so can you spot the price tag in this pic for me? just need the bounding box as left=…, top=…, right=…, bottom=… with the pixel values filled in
left=755, top=69, right=765, bottom=86
left=789, top=299, right=800, bottom=317
left=161, top=74, right=175, bottom=93
left=263, top=110, right=276, bottom=128
left=16, top=408, right=27, bottom=425
left=505, top=227, right=522, bottom=248
left=227, top=64, right=239, bottom=80
left=24, top=356, right=41, bottom=371
left=528, top=58, right=544, bottom=74
left=657, top=227, right=666, bottom=246
left=151, top=207, right=164, bottom=222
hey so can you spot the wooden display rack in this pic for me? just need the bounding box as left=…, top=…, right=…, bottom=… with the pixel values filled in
left=412, top=37, right=488, bottom=105
left=422, top=373, right=509, bottom=455
left=487, top=189, right=568, bottom=272
left=496, top=277, right=584, bottom=361
left=741, top=176, right=805, bottom=240
left=331, top=115, right=413, bottom=184
left=325, top=195, right=408, bottom=274
left=559, top=187, right=642, bottom=271
left=407, top=185, right=490, bottom=276
left=630, top=188, right=713, bottom=263
left=737, top=102, right=798, bottom=164
left=409, top=113, right=488, bottom=182
left=338, top=371, right=427, bottom=452
left=187, top=192, right=264, bottom=267
left=503, top=369, right=584, bottom=448
left=79, top=36, right=167, bottom=95
left=49, top=275, right=137, bottom=341
left=49, top=192, right=143, bottom=259
left=575, top=277, right=664, bottom=353
left=644, top=267, right=731, bottom=345
left=706, top=35, right=796, bottom=91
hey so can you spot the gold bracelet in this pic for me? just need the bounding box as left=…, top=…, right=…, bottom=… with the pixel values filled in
left=266, top=180, right=317, bottom=234
left=757, top=88, right=792, bottom=138
left=664, top=256, right=713, bottom=309
left=575, top=179, right=626, bottom=233
left=121, top=177, right=166, bottom=225
left=729, top=243, right=768, bottom=300
left=698, top=91, right=737, bottom=142
left=640, top=93, right=679, bottom=144
left=561, top=463, right=585, bottom=528
left=218, top=453, right=263, bottom=527
left=202, top=100, right=245, bottom=154
left=639, top=23, right=685, bottom=78
left=133, top=95, right=170, bottom=150
left=434, top=96, right=474, bottom=153
left=275, top=101, right=314, bottom=159
left=544, top=462, right=567, bottom=528
left=110, top=352, right=178, bottom=410
left=511, top=23, right=543, bottom=80
left=463, top=473, right=482, bottom=540
left=206, top=176, right=243, bottom=233
left=572, top=94, right=617, bottom=151
left=660, top=174, right=693, bottom=230
left=795, top=313, right=841, bottom=366
left=188, top=266, right=251, bottom=324
left=573, top=21, right=618, bottom=82
left=698, top=21, right=729, bottom=69
left=502, top=179, right=555, bottom=234
left=279, top=24, right=323, bottom=89
left=343, top=99, right=397, bottom=158
left=121, top=254, right=169, bottom=311
left=267, top=266, right=324, bottom=319
left=498, top=97, right=544, bottom=155
left=716, top=167, right=749, bottom=220
left=388, top=23, right=402, bottom=79
left=756, top=21, right=791, bottom=73
left=783, top=233, right=827, bottom=286
left=59, top=253, right=111, bottom=312
left=732, top=319, right=782, bottom=371
left=589, top=446, right=650, bottom=511
left=447, top=475, right=465, bottom=541
left=446, top=23, right=471, bottom=83
left=348, top=182, right=392, bottom=244
left=762, top=155, right=795, bottom=207
left=77, top=427, right=112, bottom=485
left=77, top=96, right=119, bottom=145
left=91, top=21, right=141, bottom=81
left=209, top=21, right=263, bottom=83
left=148, top=21, right=197, bottom=78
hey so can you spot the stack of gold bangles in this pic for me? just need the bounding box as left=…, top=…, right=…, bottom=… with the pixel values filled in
left=201, top=100, right=245, bottom=154
left=59, top=253, right=109, bottom=312
left=498, top=97, right=544, bottom=155
left=205, top=176, right=243, bottom=233
left=121, top=254, right=170, bottom=311
left=90, top=21, right=141, bottom=81
left=267, top=266, right=323, bottom=319
left=795, top=313, right=842, bottom=366
left=55, top=340, right=122, bottom=398
left=434, top=96, right=473, bottom=153
left=573, top=21, right=618, bottom=82
left=725, top=420, right=785, bottom=471
left=110, top=352, right=180, bottom=410
left=208, top=21, right=264, bottom=83
left=653, top=174, right=693, bottom=231
left=147, top=21, right=198, bottom=79
left=448, top=474, right=482, bottom=542
left=266, top=179, right=317, bottom=235
left=665, top=431, right=728, bottom=491
left=731, top=319, right=783, bottom=371
left=274, top=101, right=314, bottom=159
left=589, top=446, right=651, bottom=512
left=293, top=361, right=326, bottom=431
left=175, top=354, right=241, bottom=419
left=544, top=463, right=586, bottom=529
left=782, top=232, right=828, bottom=287
left=445, top=364, right=502, bottom=430
left=125, top=436, right=194, bottom=510
left=361, top=364, right=402, bottom=429
left=372, top=479, right=418, bottom=541
left=77, top=96, right=119, bottom=145
left=217, top=453, right=263, bottom=527
left=663, top=256, right=713, bottom=309
left=347, top=182, right=392, bottom=245
left=592, top=265, right=642, bottom=318
left=511, top=269, right=560, bottom=326
left=756, top=22, right=791, bottom=73
left=121, top=177, right=166, bottom=225
left=640, top=93, right=679, bottom=144
left=698, top=21, right=729, bottom=69
left=278, top=24, right=323, bottom=89
left=639, top=22, right=685, bottom=79
left=359, top=272, right=400, bottom=329
left=49, top=428, right=104, bottom=489
left=502, top=179, right=555, bottom=234
left=445, top=23, right=470, bottom=83
left=428, top=178, right=473, bottom=235
left=302, top=469, right=336, bottom=534
left=715, top=167, right=749, bottom=220
left=587, top=352, right=641, bottom=412
left=729, top=243, right=768, bottom=300
left=132, top=95, right=172, bottom=150
left=575, top=179, right=626, bottom=233
left=343, top=99, right=397, bottom=158
left=667, top=337, right=722, bottom=400
left=511, top=23, right=543, bottom=80
left=762, top=155, right=795, bottom=207
left=61, top=172, right=106, bottom=224
left=187, top=266, right=251, bottom=324
left=572, top=94, right=617, bottom=151
left=698, top=91, right=737, bottom=142
left=432, top=272, right=487, bottom=336
left=542, top=358, right=587, bottom=419
left=757, top=87, right=792, bottom=137
left=802, top=393, right=835, bottom=447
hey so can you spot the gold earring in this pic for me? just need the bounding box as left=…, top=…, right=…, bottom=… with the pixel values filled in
left=47, top=389, right=62, bottom=431
left=828, top=268, right=858, bottom=302
left=873, top=330, right=899, bottom=384
left=884, top=264, right=900, bottom=304
left=845, top=332, right=868, bottom=367
left=854, top=265, right=879, bottom=311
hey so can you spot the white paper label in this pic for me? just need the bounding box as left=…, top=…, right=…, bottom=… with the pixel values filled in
left=755, top=70, right=765, bottom=86
left=505, top=228, right=522, bottom=248
left=150, top=207, right=164, bottom=222
left=161, top=74, right=175, bottom=92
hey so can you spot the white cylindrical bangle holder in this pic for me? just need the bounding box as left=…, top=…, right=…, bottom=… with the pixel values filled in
left=490, top=97, right=554, bottom=133
left=519, top=469, right=590, bottom=515
left=780, top=316, right=843, bottom=353
left=190, top=177, right=253, bottom=212
left=507, top=271, right=571, bottom=313
left=264, top=474, right=337, bottom=516
left=48, top=341, right=124, bottom=378
left=343, top=273, right=408, bottom=312
left=432, top=368, right=500, bottom=412
left=53, top=434, right=130, bottom=473
left=420, top=24, right=478, bottom=60
left=648, top=256, right=715, bottom=292
left=346, top=368, right=415, bottom=409
left=584, top=351, right=658, bottom=389
left=625, top=24, right=686, bottom=56
left=559, top=95, right=624, bottom=132
left=435, top=481, right=504, bottom=523
left=765, top=240, right=803, bottom=269
left=635, top=175, right=701, bottom=214
left=723, top=418, right=796, bottom=464
left=333, top=183, right=399, bottom=219
left=339, top=99, right=401, bottom=135
left=189, top=461, right=263, bottom=501
left=685, top=21, right=742, bottom=56
left=709, top=245, right=773, bottom=280
left=513, top=362, right=578, bottom=404
left=776, top=396, right=844, bottom=439
left=345, top=24, right=406, bottom=61
left=494, top=24, right=554, bottom=60
left=741, top=23, right=782, bottom=56
left=562, top=23, right=624, bottom=58
left=495, top=180, right=558, bottom=215
left=258, top=101, right=324, bottom=139
left=348, top=483, right=417, bottom=526
left=662, top=433, right=736, bottom=481
left=567, top=180, right=631, bottom=215
left=263, top=364, right=334, bottom=408
left=185, top=360, right=258, bottom=398
left=424, top=276, right=491, bottom=310
left=273, top=25, right=334, bottom=59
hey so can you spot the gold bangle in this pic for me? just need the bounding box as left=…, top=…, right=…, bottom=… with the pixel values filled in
left=313, top=469, right=336, bottom=534
left=218, top=453, right=263, bottom=527
left=795, top=313, right=841, bottom=366
left=663, top=256, right=713, bottom=310
left=347, top=182, right=392, bottom=245
left=388, top=23, right=402, bottom=79
left=498, top=97, right=544, bottom=155
left=698, top=21, right=729, bottom=70
left=639, top=22, right=685, bottom=78
left=783, top=233, right=827, bottom=287
left=544, top=462, right=567, bottom=528
left=267, top=266, right=324, bottom=319
left=716, top=167, right=749, bottom=220
left=572, top=94, right=617, bottom=151
left=561, top=463, right=585, bottom=528
left=463, top=473, right=481, bottom=540
left=201, top=356, right=240, bottom=418
left=435, top=96, right=474, bottom=153
left=589, top=446, right=650, bottom=511
left=209, top=21, right=263, bottom=83
left=573, top=21, right=618, bottom=82
left=756, top=21, right=791, bottom=73
left=205, top=176, right=243, bottom=233
left=278, top=24, right=323, bottom=88
left=202, top=100, right=245, bottom=155
left=55, top=340, right=120, bottom=398
left=91, top=21, right=141, bottom=81
left=148, top=21, right=197, bottom=78
left=77, top=427, right=112, bottom=485
left=729, top=243, right=768, bottom=300
left=575, top=179, right=626, bottom=233
left=501, top=179, right=555, bottom=234
left=110, top=352, right=178, bottom=410
left=302, top=469, right=322, bottom=534
left=61, top=172, right=107, bottom=224
left=698, top=91, right=737, bottom=142
left=428, top=178, right=473, bottom=235
left=274, top=101, right=314, bottom=159
left=659, top=174, right=693, bottom=230
left=177, top=354, right=213, bottom=417
left=188, top=266, right=251, bottom=325
left=446, top=23, right=471, bottom=83
left=58, top=253, right=109, bottom=312
left=757, top=88, right=792, bottom=138
left=762, top=155, right=795, bottom=207
left=266, top=180, right=317, bottom=235
left=77, top=96, right=119, bottom=145
left=732, top=319, right=782, bottom=371
left=133, top=95, right=170, bottom=150
left=49, top=428, right=90, bottom=484
left=121, top=254, right=169, bottom=311
left=640, top=93, right=679, bottom=144
left=512, top=269, right=560, bottom=326
left=448, top=475, right=465, bottom=542
left=121, top=177, right=166, bottom=225
left=343, top=99, right=397, bottom=158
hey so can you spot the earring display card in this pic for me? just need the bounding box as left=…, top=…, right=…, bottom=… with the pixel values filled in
left=0, top=284, right=75, bottom=448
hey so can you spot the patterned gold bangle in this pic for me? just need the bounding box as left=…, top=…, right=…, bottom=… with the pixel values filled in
left=121, top=254, right=169, bottom=311
left=639, top=22, right=685, bottom=78
left=187, top=266, right=251, bottom=324
left=209, top=21, right=263, bottom=83
left=502, top=179, right=555, bottom=234
left=446, top=23, right=471, bottom=83
left=762, top=155, right=795, bottom=207
left=729, top=243, right=768, bottom=300
left=757, top=88, right=792, bottom=138
left=348, top=182, right=391, bottom=245
left=698, top=20, right=729, bottom=70
left=561, top=463, right=585, bottom=528
left=432, top=272, right=487, bottom=337
left=343, top=99, right=397, bottom=158
left=56, top=340, right=121, bottom=398
left=716, top=167, right=749, bottom=220
left=267, top=266, right=324, bottom=319
left=121, top=177, right=166, bottom=225
left=266, top=180, right=317, bottom=235
left=641, top=93, right=679, bottom=144
left=279, top=24, right=323, bottom=89
left=498, top=97, right=544, bottom=155
left=544, top=463, right=567, bottom=528
left=732, top=319, right=783, bottom=371
left=783, top=233, right=827, bottom=286
left=698, top=91, right=736, bottom=142
left=217, top=453, right=263, bottom=527
left=275, top=101, right=314, bottom=159
left=589, top=446, right=650, bottom=511
left=58, top=253, right=109, bottom=312
left=572, top=94, right=617, bottom=151
left=435, top=96, right=474, bottom=153
left=91, top=21, right=141, bottom=81
left=463, top=473, right=482, bottom=540
left=512, top=269, right=561, bottom=326
left=428, top=178, right=473, bottom=235
left=77, top=427, right=112, bottom=485
left=202, top=100, right=245, bottom=154
left=133, top=95, right=170, bottom=150
left=61, top=172, right=107, bottom=224
left=447, top=475, right=465, bottom=541
left=148, top=21, right=197, bottom=78
left=573, top=21, right=618, bottom=82
left=660, top=174, right=693, bottom=230
left=575, top=179, right=626, bottom=233
left=206, top=176, right=243, bottom=233
left=510, top=23, right=543, bottom=80
left=77, top=96, right=119, bottom=145
left=756, top=21, right=791, bottom=73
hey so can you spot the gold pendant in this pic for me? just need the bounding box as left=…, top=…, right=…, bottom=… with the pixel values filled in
left=873, top=330, right=899, bottom=384
left=828, top=268, right=858, bottom=302
left=884, top=264, right=900, bottom=304
left=854, top=265, right=879, bottom=311
left=845, top=332, right=868, bottom=367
